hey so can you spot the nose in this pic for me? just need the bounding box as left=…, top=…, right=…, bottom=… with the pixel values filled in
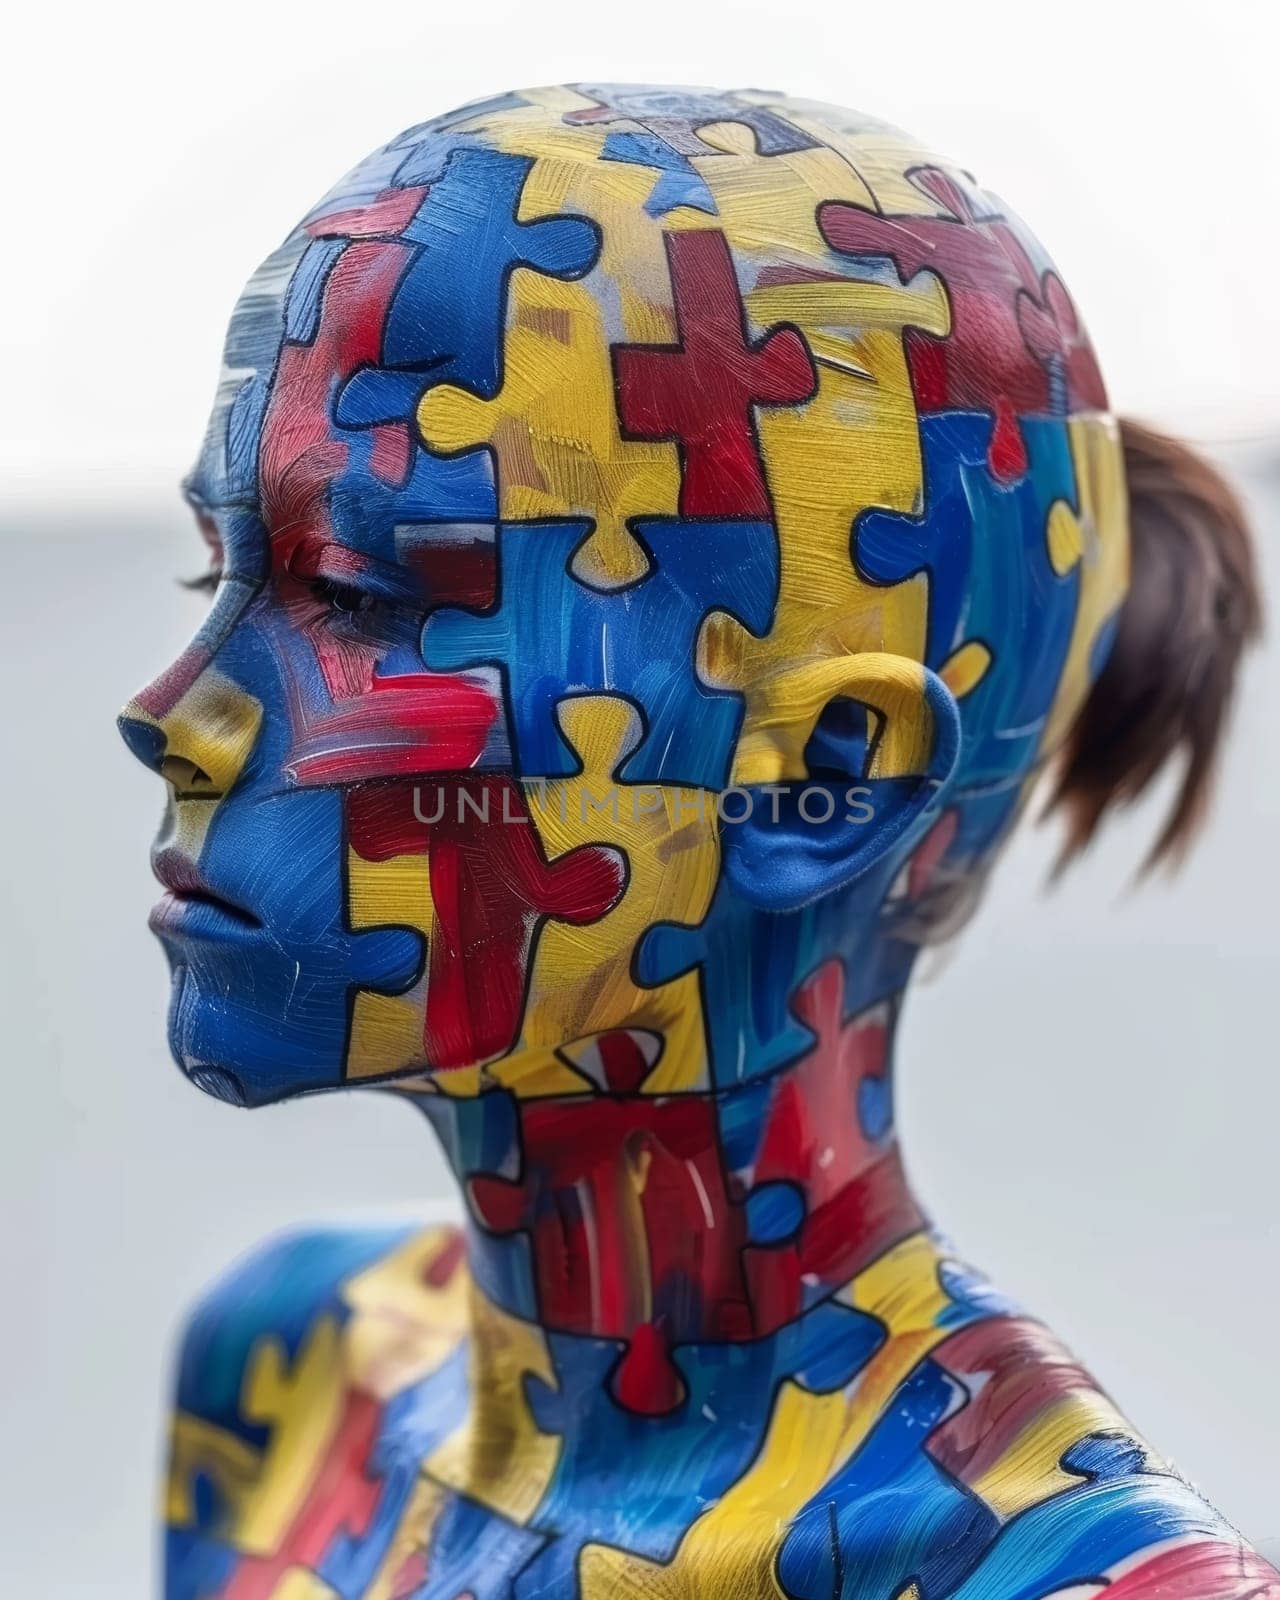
left=117, top=670, right=264, bottom=800
left=117, top=710, right=168, bottom=774
left=117, top=706, right=224, bottom=796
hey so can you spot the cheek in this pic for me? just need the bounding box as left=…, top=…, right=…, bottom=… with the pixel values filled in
left=287, top=675, right=501, bottom=787
left=251, top=583, right=505, bottom=789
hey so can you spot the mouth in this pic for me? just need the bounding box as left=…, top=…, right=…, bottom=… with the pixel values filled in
left=149, top=849, right=262, bottom=936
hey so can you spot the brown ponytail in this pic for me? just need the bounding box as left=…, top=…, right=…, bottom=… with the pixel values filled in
left=1046, top=418, right=1262, bottom=873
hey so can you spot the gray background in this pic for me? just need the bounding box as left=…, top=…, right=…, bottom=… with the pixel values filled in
left=3, top=0, right=1279, bottom=1588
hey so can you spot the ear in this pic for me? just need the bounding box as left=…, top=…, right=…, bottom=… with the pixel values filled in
left=722, top=654, right=961, bottom=914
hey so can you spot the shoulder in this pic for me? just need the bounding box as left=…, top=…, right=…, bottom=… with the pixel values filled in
left=165, top=1221, right=466, bottom=1553
left=173, top=1222, right=425, bottom=1425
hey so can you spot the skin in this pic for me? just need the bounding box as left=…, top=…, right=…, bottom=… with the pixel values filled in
left=120, top=84, right=1277, bottom=1600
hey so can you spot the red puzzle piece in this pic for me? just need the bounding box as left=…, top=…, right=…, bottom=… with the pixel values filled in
left=347, top=780, right=623, bottom=1070
left=286, top=672, right=499, bottom=786
left=926, top=1316, right=1105, bottom=1491
left=1097, top=1541, right=1280, bottom=1599
left=613, top=229, right=816, bottom=517
left=468, top=1094, right=757, bottom=1415
left=305, top=185, right=429, bottom=242
left=743, top=960, right=923, bottom=1314
left=261, top=238, right=416, bottom=565
left=818, top=168, right=1107, bottom=481
left=221, top=1390, right=382, bottom=1600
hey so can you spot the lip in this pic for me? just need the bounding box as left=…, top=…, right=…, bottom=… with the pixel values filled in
left=149, top=848, right=262, bottom=936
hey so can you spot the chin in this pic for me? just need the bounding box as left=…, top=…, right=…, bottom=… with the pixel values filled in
left=164, top=960, right=351, bottom=1107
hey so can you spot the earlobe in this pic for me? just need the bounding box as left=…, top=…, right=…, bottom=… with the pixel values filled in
left=722, top=655, right=962, bottom=914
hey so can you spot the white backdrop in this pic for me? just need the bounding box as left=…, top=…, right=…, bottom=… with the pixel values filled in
left=2, top=1, right=1278, bottom=1592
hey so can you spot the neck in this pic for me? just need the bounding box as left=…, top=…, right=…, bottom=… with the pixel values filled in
left=411, top=961, right=924, bottom=1427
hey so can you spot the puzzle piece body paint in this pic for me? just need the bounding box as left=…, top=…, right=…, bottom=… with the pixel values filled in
left=345, top=776, right=624, bottom=1074
left=418, top=259, right=684, bottom=586
left=738, top=960, right=923, bottom=1309
left=614, top=229, right=815, bottom=517
left=423, top=518, right=778, bottom=789
left=820, top=167, right=1107, bottom=480
left=336, top=146, right=600, bottom=417
left=513, top=1302, right=884, bottom=1593
left=601, top=130, right=718, bottom=218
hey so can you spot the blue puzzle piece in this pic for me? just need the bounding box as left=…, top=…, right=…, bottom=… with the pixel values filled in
left=336, top=368, right=427, bottom=428
left=940, top=1473, right=1234, bottom=1600
left=283, top=236, right=346, bottom=345
left=601, top=130, right=718, bottom=217
left=326, top=426, right=496, bottom=565
left=413, top=1493, right=546, bottom=1600
left=858, top=1064, right=894, bottom=1144
left=639, top=845, right=920, bottom=1090
left=744, top=1181, right=806, bottom=1244
left=857, top=412, right=1078, bottom=778
left=221, top=373, right=272, bottom=503
left=391, top=128, right=490, bottom=188
left=715, top=1076, right=778, bottom=1167
left=417, top=1086, right=520, bottom=1179
left=332, top=146, right=599, bottom=427
left=779, top=1358, right=998, bottom=1600
left=515, top=1299, right=884, bottom=1594
left=648, top=168, right=719, bottom=218
left=423, top=518, right=780, bottom=789
left=1062, top=1431, right=1150, bottom=1483
left=856, top=411, right=1082, bottom=861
